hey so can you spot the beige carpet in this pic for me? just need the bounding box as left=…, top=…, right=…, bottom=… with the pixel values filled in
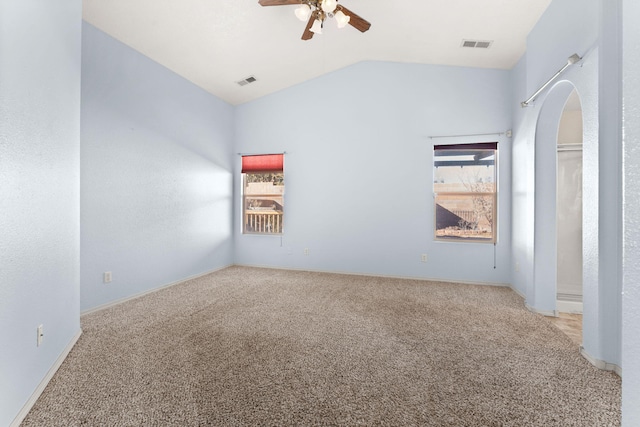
left=22, top=266, right=620, bottom=426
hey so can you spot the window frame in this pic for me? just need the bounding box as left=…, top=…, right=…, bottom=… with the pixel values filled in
left=433, top=142, right=497, bottom=244
left=241, top=154, right=285, bottom=236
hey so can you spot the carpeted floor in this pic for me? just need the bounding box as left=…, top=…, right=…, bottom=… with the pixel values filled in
left=22, top=266, right=620, bottom=426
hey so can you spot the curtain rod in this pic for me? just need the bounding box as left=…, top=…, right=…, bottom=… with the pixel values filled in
left=237, top=151, right=287, bottom=156
left=521, top=53, right=582, bottom=108
left=428, top=131, right=507, bottom=139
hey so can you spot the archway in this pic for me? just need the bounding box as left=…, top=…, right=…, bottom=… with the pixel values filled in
left=532, top=81, right=582, bottom=323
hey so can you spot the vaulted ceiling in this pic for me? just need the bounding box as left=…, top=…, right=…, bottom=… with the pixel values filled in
left=83, top=0, right=552, bottom=105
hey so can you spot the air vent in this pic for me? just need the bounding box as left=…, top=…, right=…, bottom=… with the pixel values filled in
left=236, top=76, right=258, bottom=86
left=461, top=39, right=493, bottom=49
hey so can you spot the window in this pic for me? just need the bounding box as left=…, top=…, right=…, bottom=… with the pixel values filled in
left=433, top=142, right=497, bottom=242
left=242, top=154, right=284, bottom=234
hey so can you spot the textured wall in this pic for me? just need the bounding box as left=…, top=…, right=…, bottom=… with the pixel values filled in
left=622, top=0, right=640, bottom=423
left=596, top=0, right=623, bottom=366
left=510, top=0, right=621, bottom=367
left=525, top=0, right=598, bottom=97
left=0, top=1, right=82, bottom=425
left=235, top=61, right=512, bottom=285
left=81, top=23, right=234, bottom=311
left=509, top=56, right=536, bottom=299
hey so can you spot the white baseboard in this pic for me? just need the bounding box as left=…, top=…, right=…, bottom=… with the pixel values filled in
left=233, top=263, right=511, bottom=288
left=509, top=285, right=526, bottom=299
left=556, top=300, right=583, bottom=313
left=11, top=329, right=83, bottom=427
left=525, top=303, right=558, bottom=317
left=82, top=265, right=233, bottom=316
left=580, top=346, right=622, bottom=377
left=519, top=297, right=582, bottom=315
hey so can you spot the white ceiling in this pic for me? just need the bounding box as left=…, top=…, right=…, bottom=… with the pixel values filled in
left=82, top=0, right=552, bottom=106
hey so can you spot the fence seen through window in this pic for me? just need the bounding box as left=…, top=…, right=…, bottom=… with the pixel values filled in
left=433, top=143, right=497, bottom=243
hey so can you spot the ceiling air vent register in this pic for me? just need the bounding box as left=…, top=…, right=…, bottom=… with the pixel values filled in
left=236, top=76, right=257, bottom=86
left=462, top=40, right=493, bottom=49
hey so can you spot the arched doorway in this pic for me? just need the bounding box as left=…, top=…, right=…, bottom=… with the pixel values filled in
left=533, top=81, right=583, bottom=346
left=556, top=89, right=583, bottom=314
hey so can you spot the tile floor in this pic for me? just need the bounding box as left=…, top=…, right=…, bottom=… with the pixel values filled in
left=547, top=312, right=582, bottom=346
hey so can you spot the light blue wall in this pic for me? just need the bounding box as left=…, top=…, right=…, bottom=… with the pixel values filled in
left=0, top=1, right=82, bottom=426
left=510, top=0, right=621, bottom=367
left=525, top=0, right=598, bottom=95
left=3, top=1, right=636, bottom=424
left=235, top=61, right=512, bottom=285
left=510, top=55, right=536, bottom=299
left=622, top=0, right=640, bottom=423
left=597, top=0, right=623, bottom=370
left=80, top=23, right=234, bottom=311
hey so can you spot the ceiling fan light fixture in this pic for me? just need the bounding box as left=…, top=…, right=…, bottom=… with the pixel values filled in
left=294, top=4, right=311, bottom=21
left=310, top=18, right=323, bottom=34
left=334, top=10, right=350, bottom=28
left=321, top=0, right=337, bottom=14
left=257, top=0, right=370, bottom=41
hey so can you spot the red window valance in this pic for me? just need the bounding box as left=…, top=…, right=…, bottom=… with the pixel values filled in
left=241, top=154, right=284, bottom=173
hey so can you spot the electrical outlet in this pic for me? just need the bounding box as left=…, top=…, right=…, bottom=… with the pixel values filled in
left=103, top=271, right=112, bottom=283
left=304, top=248, right=309, bottom=256
left=37, top=324, right=44, bottom=347
left=515, top=262, right=520, bottom=272
left=421, top=254, right=428, bottom=263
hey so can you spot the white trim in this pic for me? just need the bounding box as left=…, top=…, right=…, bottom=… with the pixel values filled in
left=512, top=288, right=584, bottom=315
left=509, top=285, right=526, bottom=299
left=556, top=300, right=583, bottom=313
left=580, top=346, right=622, bottom=377
left=525, top=303, right=558, bottom=317
left=11, top=329, right=83, bottom=427
left=232, top=263, right=511, bottom=288
left=82, top=265, right=233, bottom=316
left=428, top=131, right=505, bottom=139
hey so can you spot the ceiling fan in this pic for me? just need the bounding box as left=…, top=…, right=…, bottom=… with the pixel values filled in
left=258, top=0, right=371, bottom=41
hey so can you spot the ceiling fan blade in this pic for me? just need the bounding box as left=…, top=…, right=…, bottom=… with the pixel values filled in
left=301, top=14, right=315, bottom=40
left=258, top=0, right=301, bottom=6
left=338, top=5, right=371, bottom=33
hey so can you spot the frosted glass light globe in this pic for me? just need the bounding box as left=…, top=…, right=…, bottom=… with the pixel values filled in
left=321, top=0, right=337, bottom=13
left=294, top=4, right=311, bottom=21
